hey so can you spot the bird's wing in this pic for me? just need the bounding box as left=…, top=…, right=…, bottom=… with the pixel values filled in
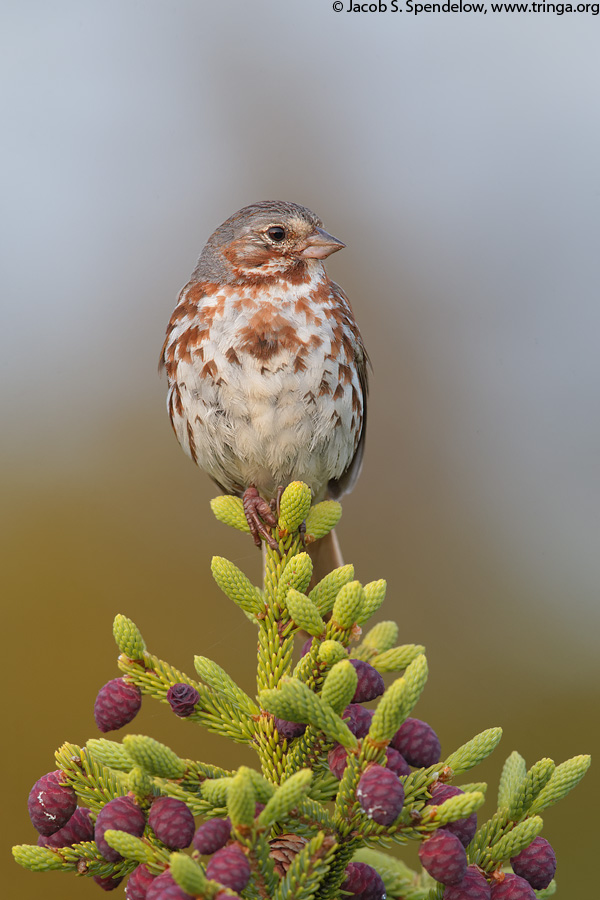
left=326, top=281, right=370, bottom=500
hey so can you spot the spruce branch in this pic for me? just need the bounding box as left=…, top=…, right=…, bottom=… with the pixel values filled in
left=54, top=742, right=130, bottom=811
left=259, top=679, right=358, bottom=749
left=118, top=649, right=255, bottom=742
left=508, top=757, right=555, bottom=819
left=272, top=831, right=336, bottom=900
left=528, top=754, right=591, bottom=813
left=12, top=483, right=590, bottom=900
left=194, top=654, right=259, bottom=715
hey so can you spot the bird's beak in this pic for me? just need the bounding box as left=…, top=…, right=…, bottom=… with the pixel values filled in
left=299, top=227, right=346, bottom=259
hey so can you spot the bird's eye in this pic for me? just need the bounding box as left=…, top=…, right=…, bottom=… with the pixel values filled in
left=267, top=226, right=286, bottom=242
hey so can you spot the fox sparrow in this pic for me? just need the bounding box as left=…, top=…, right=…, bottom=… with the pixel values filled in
left=161, top=201, right=369, bottom=559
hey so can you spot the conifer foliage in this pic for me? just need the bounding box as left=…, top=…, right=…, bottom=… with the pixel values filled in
left=13, top=483, right=590, bottom=898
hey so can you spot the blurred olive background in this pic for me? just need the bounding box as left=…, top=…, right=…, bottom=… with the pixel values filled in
left=3, top=1, right=598, bottom=896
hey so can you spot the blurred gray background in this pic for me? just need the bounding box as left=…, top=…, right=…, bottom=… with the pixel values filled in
left=3, top=1, right=598, bottom=896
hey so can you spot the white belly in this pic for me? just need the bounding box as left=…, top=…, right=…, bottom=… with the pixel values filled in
left=168, top=285, right=359, bottom=499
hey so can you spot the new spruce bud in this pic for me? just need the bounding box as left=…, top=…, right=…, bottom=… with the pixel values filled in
left=498, top=752, right=527, bottom=810
left=194, top=656, right=257, bottom=713
left=257, top=769, right=312, bottom=828
left=276, top=553, right=314, bottom=606
left=202, top=778, right=232, bottom=808
left=211, top=557, right=264, bottom=619
left=278, top=481, right=312, bottom=534
left=317, top=640, right=348, bottom=666
left=13, top=844, right=64, bottom=871
left=356, top=580, right=387, bottom=624
left=123, top=735, right=186, bottom=778
left=128, top=766, right=153, bottom=800
left=305, top=499, right=342, bottom=540
left=371, top=643, right=426, bottom=674
left=260, top=678, right=358, bottom=749
left=528, top=754, right=591, bottom=813
left=368, top=676, right=409, bottom=744
left=444, top=728, right=503, bottom=776
left=309, top=564, right=354, bottom=615
left=286, top=589, right=326, bottom=636
left=210, top=495, right=250, bottom=533
left=420, top=791, right=485, bottom=828
left=488, top=816, right=544, bottom=863
left=332, top=581, right=365, bottom=630
left=227, top=768, right=256, bottom=828
left=87, top=738, right=134, bottom=772
left=361, top=620, right=399, bottom=655
left=102, top=829, right=152, bottom=863
left=508, top=758, right=555, bottom=820
left=321, top=659, right=358, bottom=713
left=113, top=614, right=146, bottom=660
left=169, top=851, right=209, bottom=896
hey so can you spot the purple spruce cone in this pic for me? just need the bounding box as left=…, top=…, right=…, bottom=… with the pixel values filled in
left=342, top=861, right=387, bottom=900
left=328, top=744, right=349, bottom=779
left=357, top=764, right=405, bottom=825
left=126, top=864, right=157, bottom=900
left=37, top=807, right=94, bottom=847
left=391, top=717, right=441, bottom=767
left=418, top=830, right=468, bottom=886
left=490, top=873, right=536, bottom=899
left=274, top=716, right=307, bottom=739
left=350, top=660, right=385, bottom=702
left=28, top=770, right=77, bottom=836
left=511, top=836, right=556, bottom=890
left=149, top=796, right=195, bottom=849
left=166, top=683, right=200, bottom=718
left=94, top=678, right=142, bottom=732
left=94, top=795, right=146, bottom=862
left=386, top=746, right=411, bottom=777
left=427, top=782, right=477, bottom=847
left=146, top=870, right=194, bottom=899
left=94, top=873, right=125, bottom=891
left=343, top=703, right=373, bottom=738
left=443, top=866, right=491, bottom=899
left=193, top=817, right=232, bottom=854
left=206, top=844, right=251, bottom=892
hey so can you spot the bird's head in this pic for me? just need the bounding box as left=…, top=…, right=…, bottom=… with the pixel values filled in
left=193, top=200, right=345, bottom=284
